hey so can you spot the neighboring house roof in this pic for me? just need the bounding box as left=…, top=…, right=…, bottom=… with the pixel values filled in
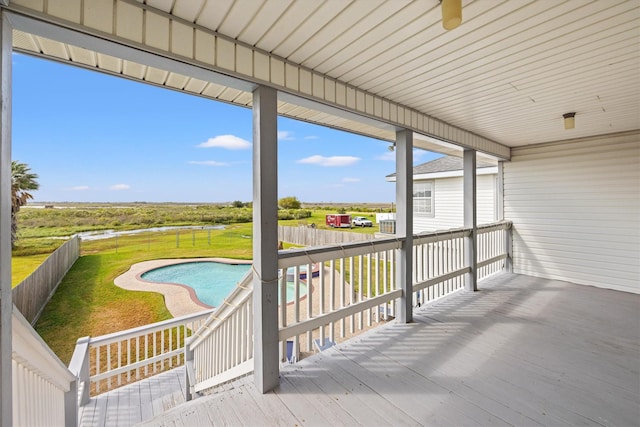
left=387, top=155, right=496, bottom=179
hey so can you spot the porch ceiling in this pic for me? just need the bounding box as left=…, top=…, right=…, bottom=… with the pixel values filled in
left=6, top=0, right=640, bottom=154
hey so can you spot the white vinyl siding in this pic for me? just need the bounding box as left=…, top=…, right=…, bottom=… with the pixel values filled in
left=504, top=132, right=640, bottom=294
left=413, top=174, right=496, bottom=232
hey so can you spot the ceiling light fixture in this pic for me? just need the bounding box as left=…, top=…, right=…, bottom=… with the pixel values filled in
left=563, top=112, right=576, bottom=130
left=441, top=0, right=462, bottom=30
left=388, top=143, right=395, bottom=152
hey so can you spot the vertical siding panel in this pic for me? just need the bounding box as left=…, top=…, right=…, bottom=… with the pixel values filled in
left=504, top=133, right=640, bottom=293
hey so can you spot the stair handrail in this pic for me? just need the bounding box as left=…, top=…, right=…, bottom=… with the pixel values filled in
left=12, top=305, right=77, bottom=427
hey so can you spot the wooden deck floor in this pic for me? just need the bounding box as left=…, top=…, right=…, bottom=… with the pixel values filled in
left=87, top=273, right=640, bottom=426
left=79, top=367, right=186, bottom=427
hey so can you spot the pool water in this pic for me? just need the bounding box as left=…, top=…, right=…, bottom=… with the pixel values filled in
left=141, top=261, right=307, bottom=307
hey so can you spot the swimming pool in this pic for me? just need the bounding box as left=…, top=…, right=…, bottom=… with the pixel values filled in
left=141, top=261, right=307, bottom=307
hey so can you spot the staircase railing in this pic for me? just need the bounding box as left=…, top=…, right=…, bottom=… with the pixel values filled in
left=69, top=308, right=212, bottom=404
left=12, top=305, right=77, bottom=427
left=185, top=271, right=254, bottom=398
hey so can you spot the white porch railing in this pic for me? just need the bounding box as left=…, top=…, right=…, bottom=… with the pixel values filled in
left=12, top=305, right=77, bottom=427
left=7, top=221, right=512, bottom=423
left=477, top=221, right=511, bottom=280
left=69, top=308, right=212, bottom=404
left=187, top=221, right=511, bottom=397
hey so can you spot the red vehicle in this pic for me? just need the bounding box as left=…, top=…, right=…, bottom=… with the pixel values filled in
left=325, top=214, right=352, bottom=228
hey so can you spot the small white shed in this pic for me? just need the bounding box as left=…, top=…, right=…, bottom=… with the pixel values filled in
left=386, top=156, right=498, bottom=233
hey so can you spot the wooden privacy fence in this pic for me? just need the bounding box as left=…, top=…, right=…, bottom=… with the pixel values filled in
left=278, top=225, right=374, bottom=246
left=13, top=235, right=80, bottom=325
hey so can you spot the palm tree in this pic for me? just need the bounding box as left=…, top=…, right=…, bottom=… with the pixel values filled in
left=11, top=161, right=39, bottom=248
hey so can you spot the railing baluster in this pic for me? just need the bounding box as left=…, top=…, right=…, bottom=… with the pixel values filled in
left=329, top=259, right=335, bottom=343
left=279, top=267, right=287, bottom=361
left=373, top=251, right=380, bottom=322
left=95, top=346, right=101, bottom=394
left=168, top=327, right=173, bottom=368
left=141, top=332, right=149, bottom=377
left=106, top=345, right=111, bottom=390
left=358, top=254, right=363, bottom=331
left=446, top=238, right=452, bottom=294
left=366, top=253, right=372, bottom=327
left=294, top=265, right=300, bottom=357
left=117, top=341, right=122, bottom=386
left=383, top=250, right=388, bottom=299
left=177, top=325, right=182, bottom=366
left=339, top=257, right=345, bottom=338
left=127, top=338, right=131, bottom=382
left=319, top=262, right=326, bottom=345
left=349, top=256, right=355, bottom=334
left=136, top=336, right=141, bottom=380
left=307, top=262, right=313, bottom=352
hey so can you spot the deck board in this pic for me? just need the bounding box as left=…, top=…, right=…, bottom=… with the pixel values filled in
left=79, top=368, right=186, bottom=427
left=83, top=273, right=639, bottom=427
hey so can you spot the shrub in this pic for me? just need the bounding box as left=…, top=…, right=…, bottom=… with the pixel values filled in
left=278, top=196, right=301, bottom=209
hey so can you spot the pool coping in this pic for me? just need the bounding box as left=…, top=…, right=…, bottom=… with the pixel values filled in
left=113, top=258, right=252, bottom=318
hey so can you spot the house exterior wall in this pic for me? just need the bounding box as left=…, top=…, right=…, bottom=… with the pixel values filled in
left=413, top=174, right=496, bottom=232
left=504, top=132, right=640, bottom=294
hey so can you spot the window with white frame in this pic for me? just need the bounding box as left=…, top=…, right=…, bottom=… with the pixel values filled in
left=413, top=181, right=434, bottom=216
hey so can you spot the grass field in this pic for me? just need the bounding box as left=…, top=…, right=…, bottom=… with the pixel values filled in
left=14, top=204, right=387, bottom=363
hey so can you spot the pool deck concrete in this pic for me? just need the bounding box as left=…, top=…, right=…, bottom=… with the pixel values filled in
left=113, top=258, right=252, bottom=318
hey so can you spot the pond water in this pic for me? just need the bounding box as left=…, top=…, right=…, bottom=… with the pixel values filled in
left=77, top=225, right=224, bottom=241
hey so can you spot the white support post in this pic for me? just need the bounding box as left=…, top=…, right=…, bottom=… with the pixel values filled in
left=497, top=161, right=513, bottom=272
left=0, top=11, right=12, bottom=427
left=395, top=130, right=413, bottom=323
left=497, top=161, right=505, bottom=221
left=252, top=85, right=280, bottom=394
left=463, top=149, right=477, bottom=291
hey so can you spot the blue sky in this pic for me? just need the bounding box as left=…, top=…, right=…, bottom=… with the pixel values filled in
left=12, top=53, right=439, bottom=204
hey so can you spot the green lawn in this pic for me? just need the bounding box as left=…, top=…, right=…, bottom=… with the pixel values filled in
left=34, top=224, right=253, bottom=364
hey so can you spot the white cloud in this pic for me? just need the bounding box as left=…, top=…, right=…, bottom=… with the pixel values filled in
left=110, top=184, right=130, bottom=191
left=297, top=155, right=360, bottom=167
left=197, top=134, right=251, bottom=150
left=71, top=186, right=89, bottom=191
left=189, top=160, right=229, bottom=166
left=304, top=135, right=319, bottom=140
left=278, top=131, right=294, bottom=141
left=376, top=151, right=396, bottom=161
left=342, top=177, right=361, bottom=183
